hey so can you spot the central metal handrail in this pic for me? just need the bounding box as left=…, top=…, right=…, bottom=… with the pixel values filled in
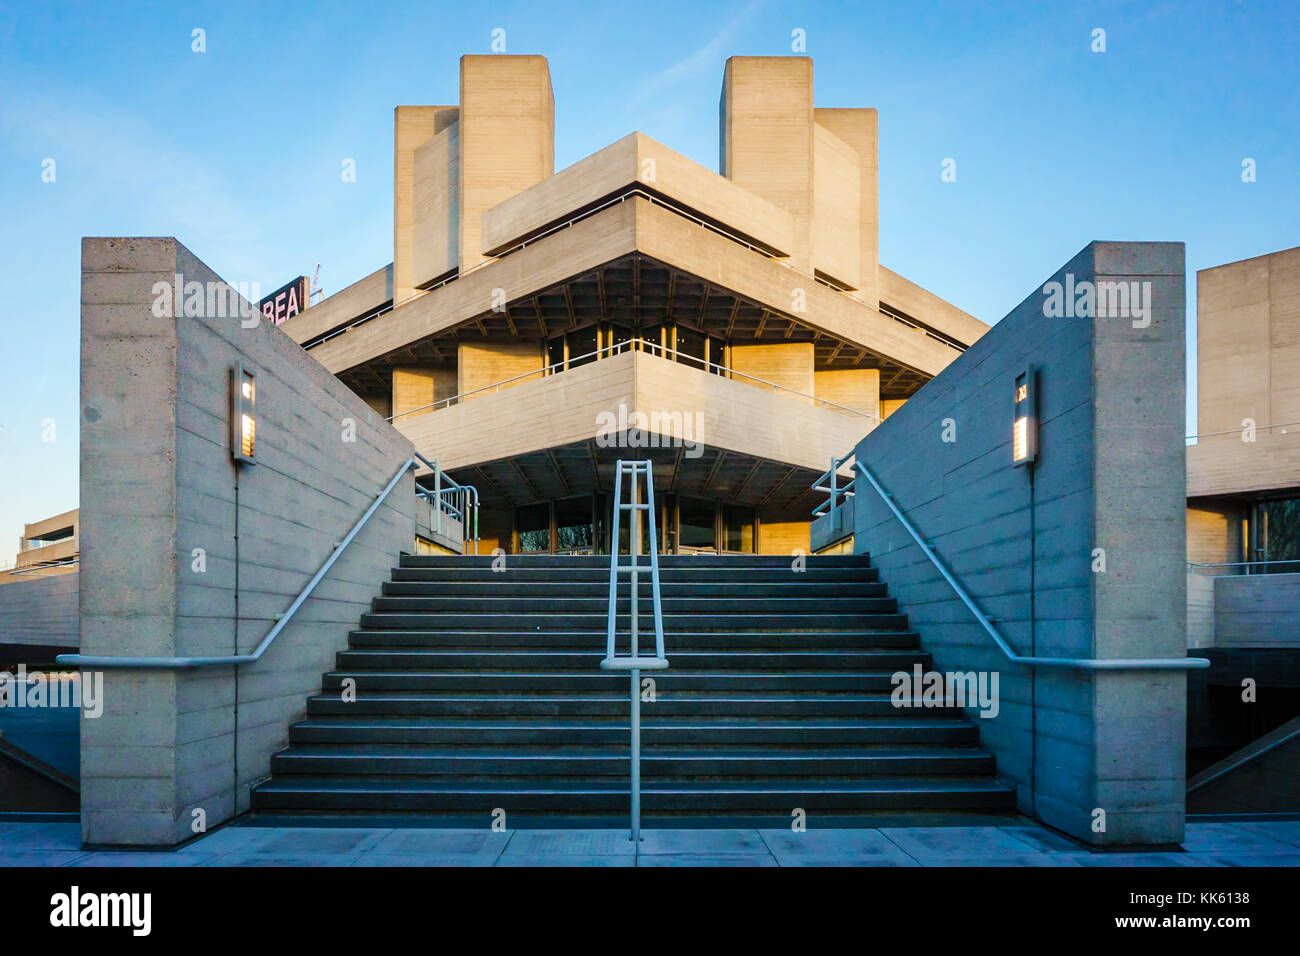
left=601, top=459, right=668, bottom=841
left=849, top=457, right=1210, bottom=671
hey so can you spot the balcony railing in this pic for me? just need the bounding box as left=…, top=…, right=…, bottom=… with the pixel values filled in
left=388, top=337, right=883, bottom=422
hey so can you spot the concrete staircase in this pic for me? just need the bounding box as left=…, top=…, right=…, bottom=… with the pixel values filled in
left=249, top=553, right=1015, bottom=826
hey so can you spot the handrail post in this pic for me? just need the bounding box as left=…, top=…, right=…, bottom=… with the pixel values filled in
left=433, top=459, right=442, bottom=537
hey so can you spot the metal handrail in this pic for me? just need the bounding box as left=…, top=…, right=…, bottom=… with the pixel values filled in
left=1186, top=717, right=1300, bottom=794
left=601, top=460, right=668, bottom=841
left=412, top=452, right=480, bottom=554
left=391, top=338, right=882, bottom=422
left=58, top=455, right=427, bottom=670
left=1187, top=560, right=1300, bottom=574
left=305, top=186, right=970, bottom=354
left=851, top=458, right=1210, bottom=671
left=811, top=451, right=857, bottom=518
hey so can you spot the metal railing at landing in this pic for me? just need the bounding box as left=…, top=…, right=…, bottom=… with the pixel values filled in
left=389, top=337, right=883, bottom=423
left=1187, top=560, right=1300, bottom=576
left=303, top=186, right=971, bottom=355
left=57, top=453, right=479, bottom=670
left=811, top=451, right=1210, bottom=672
left=602, top=460, right=669, bottom=842
left=415, top=458, right=480, bottom=554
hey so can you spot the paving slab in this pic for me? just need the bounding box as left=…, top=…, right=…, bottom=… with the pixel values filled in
left=368, top=828, right=510, bottom=860
left=637, top=828, right=770, bottom=855
left=1181, top=823, right=1300, bottom=855
left=495, top=854, right=635, bottom=867
left=0, top=851, right=89, bottom=867
left=203, top=852, right=365, bottom=867
left=879, top=826, right=1046, bottom=861
left=759, top=828, right=919, bottom=866
left=999, top=826, right=1090, bottom=855
left=179, top=826, right=283, bottom=855
left=0, top=822, right=81, bottom=850
left=352, top=853, right=499, bottom=867
left=501, top=829, right=637, bottom=856
left=1230, top=820, right=1300, bottom=850
left=1071, top=852, right=1216, bottom=867
left=638, top=853, right=778, bottom=867
left=68, top=852, right=209, bottom=867
left=252, top=827, right=391, bottom=856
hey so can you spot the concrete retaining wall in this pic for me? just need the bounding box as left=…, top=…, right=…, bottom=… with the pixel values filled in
left=79, top=237, right=417, bottom=846
left=853, top=241, right=1189, bottom=846
left=0, top=573, right=79, bottom=660
left=1213, top=573, right=1300, bottom=647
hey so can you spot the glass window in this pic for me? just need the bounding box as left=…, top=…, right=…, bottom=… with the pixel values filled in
left=640, top=323, right=664, bottom=358
left=722, top=503, right=755, bottom=553
left=546, top=335, right=565, bottom=372
left=568, top=324, right=598, bottom=369
left=678, top=496, right=716, bottom=552
left=707, top=336, right=726, bottom=374
left=555, top=495, right=594, bottom=553
left=674, top=325, right=707, bottom=371
left=1255, top=498, right=1300, bottom=573
left=516, top=502, right=550, bottom=553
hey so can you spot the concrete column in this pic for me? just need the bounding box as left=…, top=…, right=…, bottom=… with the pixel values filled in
left=720, top=57, right=814, bottom=273
left=853, top=241, right=1189, bottom=846
left=815, top=108, right=878, bottom=307
left=458, top=54, right=555, bottom=269
left=79, top=238, right=417, bottom=846
left=394, top=105, right=458, bottom=305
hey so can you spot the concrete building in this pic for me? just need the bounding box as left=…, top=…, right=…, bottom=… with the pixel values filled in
left=9, top=509, right=79, bottom=579
left=280, top=54, right=986, bottom=556
left=1184, top=246, right=1300, bottom=810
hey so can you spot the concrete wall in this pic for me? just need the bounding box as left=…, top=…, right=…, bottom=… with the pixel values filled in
left=811, top=122, right=860, bottom=290
left=79, top=237, right=418, bottom=846
left=1213, top=573, right=1300, bottom=647
left=0, top=572, right=79, bottom=657
left=815, top=108, right=878, bottom=307
left=1188, top=245, right=1300, bottom=497
left=394, top=106, right=458, bottom=305
left=458, top=55, right=554, bottom=271
left=853, top=241, right=1189, bottom=846
left=1187, top=573, right=1215, bottom=650
left=720, top=57, right=814, bottom=272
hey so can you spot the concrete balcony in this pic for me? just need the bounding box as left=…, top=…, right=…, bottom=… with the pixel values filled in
left=392, top=348, right=873, bottom=489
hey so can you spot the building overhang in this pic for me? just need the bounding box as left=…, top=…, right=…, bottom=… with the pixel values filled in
left=297, top=197, right=962, bottom=397
left=399, top=348, right=870, bottom=509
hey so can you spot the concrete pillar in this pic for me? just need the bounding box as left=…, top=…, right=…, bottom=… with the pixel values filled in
left=392, top=366, right=456, bottom=421
left=729, top=342, right=814, bottom=399
left=458, top=54, right=554, bottom=269
left=79, top=238, right=417, bottom=846
left=814, top=367, right=880, bottom=418
left=853, top=241, right=1190, bottom=846
left=720, top=57, right=814, bottom=273
left=457, top=340, right=543, bottom=398
left=815, top=108, right=879, bottom=307
left=394, top=105, right=458, bottom=305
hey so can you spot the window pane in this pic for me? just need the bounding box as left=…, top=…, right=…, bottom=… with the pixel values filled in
left=679, top=496, right=716, bottom=551
left=722, top=503, right=755, bottom=553
left=708, top=336, right=726, bottom=375
left=1260, top=498, right=1300, bottom=572
left=675, top=325, right=707, bottom=370
left=568, top=324, right=598, bottom=369
left=516, top=502, right=550, bottom=553
left=555, top=495, right=594, bottom=553
left=640, top=323, right=664, bottom=358
left=546, top=335, right=565, bottom=372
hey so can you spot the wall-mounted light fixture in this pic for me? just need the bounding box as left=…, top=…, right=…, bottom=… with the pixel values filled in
left=230, top=364, right=257, bottom=464
left=1012, top=366, right=1037, bottom=467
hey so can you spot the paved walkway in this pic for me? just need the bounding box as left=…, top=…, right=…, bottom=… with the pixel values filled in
left=3, top=819, right=1299, bottom=866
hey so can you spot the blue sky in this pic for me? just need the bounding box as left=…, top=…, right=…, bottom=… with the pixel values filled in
left=0, top=0, right=1296, bottom=555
